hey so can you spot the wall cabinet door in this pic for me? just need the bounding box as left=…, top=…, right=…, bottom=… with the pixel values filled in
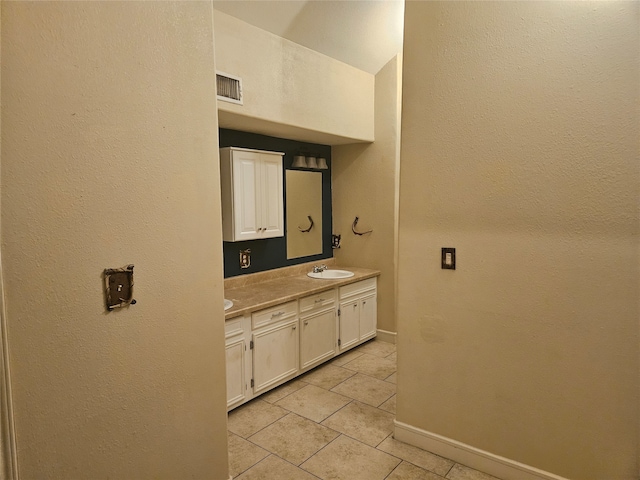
left=220, top=147, right=284, bottom=242
left=231, top=150, right=261, bottom=240
left=252, top=318, right=299, bottom=395
left=260, top=154, right=284, bottom=237
left=300, top=307, right=336, bottom=370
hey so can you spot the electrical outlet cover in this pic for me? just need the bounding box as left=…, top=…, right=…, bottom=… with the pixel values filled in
left=240, top=249, right=251, bottom=269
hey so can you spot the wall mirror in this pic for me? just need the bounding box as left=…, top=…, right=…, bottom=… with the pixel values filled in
left=286, top=170, right=323, bottom=259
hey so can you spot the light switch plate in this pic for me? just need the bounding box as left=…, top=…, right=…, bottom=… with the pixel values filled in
left=104, top=264, right=135, bottom=310
left=441, top=248, right=456, bottom=270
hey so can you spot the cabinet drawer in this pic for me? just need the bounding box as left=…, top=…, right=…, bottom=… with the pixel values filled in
left=252, top=300, right=298, bottom=330
left=339, top=277, right=377, bottom=300
left=299, top=289, right=336, bottom=314
left=225, top=316, right=244, bottom=339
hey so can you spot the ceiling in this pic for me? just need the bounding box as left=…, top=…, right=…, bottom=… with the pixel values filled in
left=212, top=0, right=405, bottom=75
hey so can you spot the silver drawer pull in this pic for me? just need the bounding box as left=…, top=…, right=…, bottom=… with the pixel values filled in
left=271, top=311, right=285, bottom=318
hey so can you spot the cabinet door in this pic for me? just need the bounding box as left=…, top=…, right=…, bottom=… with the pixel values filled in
left=226, top=336, right=247, bottom=410
left=359, top=293, right=377, bottom=341
left=252, top=319, right=299, bottom=394
left=232, top=150, right=261, bottom=240
left=259, top=153, right=284, bottom=238
left=339, top=300, right=360, bottom=352
left=300, top=308, right=336, bottom=370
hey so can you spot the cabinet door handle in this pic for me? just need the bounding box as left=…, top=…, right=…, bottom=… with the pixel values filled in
left=363, top=301, right=366, bottom=305
left=271, top=311, right=285, bottom=318
left=314, top=298, right=325, bottom=303
left=292, top=325, right=297, bottom=330
left=304, top=320, right=309, bottom=326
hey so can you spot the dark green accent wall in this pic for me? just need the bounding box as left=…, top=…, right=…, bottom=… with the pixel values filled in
left=219, top=129, right=333, bottom=278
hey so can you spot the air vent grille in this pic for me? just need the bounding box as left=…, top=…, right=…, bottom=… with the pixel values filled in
left=216, top=71, right=243, bottom=105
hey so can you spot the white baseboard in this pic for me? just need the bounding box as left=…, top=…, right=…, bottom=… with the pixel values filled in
left=376, top=329, right=397, bottom=344
left=394, top=421, right=569, bottom=480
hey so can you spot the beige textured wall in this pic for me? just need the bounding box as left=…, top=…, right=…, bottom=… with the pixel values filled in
left=333, top=55, right=402, bottom=334
left=397, top=2, right=639, bottom=479
left=213, top=10, right=374, bottom=144
left=2, top=2, right=229, bottom=478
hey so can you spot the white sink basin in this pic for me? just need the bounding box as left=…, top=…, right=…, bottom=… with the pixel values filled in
left=307, top=269, right=355, bottom=279
left=224, top=299, right=234, bottom=311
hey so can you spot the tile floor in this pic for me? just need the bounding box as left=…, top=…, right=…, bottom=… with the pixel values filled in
left=228, top=339, right=502, bottom=480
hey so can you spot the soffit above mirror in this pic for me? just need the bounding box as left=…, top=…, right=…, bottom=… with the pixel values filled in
left=217, top=110, right=373, bottom=146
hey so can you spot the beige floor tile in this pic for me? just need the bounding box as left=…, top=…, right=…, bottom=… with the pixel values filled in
left=387, top=461, right=446, bottom=480
left=330, top=373, right=395, bottom=407
left=356, top=340, right=396, bottom=358
left=446, top=464, right=501, bottom=480
left=301, top=435, right=401, bottom=480
left=342, top=353, right=396, bottom=380
left=331, top=348, right=365, bottom=366
left=377, top=437, right=454, bottom=476
left=260, top=379, right=308, bottom=404
left=228, top=399, right=289, bottom=438
left=379, top=394, right=396, bottom=414
left=275, top=384, right=351, bottom=422
left=236, top=454, right=319, bottom=480
left=227, top=432, right=269, bottom=478
left=386, top=351, right=397, bottom=363
left=321, top=400, right=395, bottom=447
left=385, top=372, right=397, bottom=384
left=302, top=363, right=356, bottom=390
left=249, top=413, right=339, bottom=465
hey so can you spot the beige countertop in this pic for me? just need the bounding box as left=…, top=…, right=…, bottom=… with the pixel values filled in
left=224, top=266, right=380, bottom=320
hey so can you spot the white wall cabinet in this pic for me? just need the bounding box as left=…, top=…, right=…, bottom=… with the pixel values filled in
left=220, top=147, right=284, bottom=241
left=225, top=277, right=377, bottom=411
left=338, top=278, right=377, bottom=352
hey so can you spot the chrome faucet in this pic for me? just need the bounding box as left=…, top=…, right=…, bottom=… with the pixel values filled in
left=312, top=264, right=328, bottom=273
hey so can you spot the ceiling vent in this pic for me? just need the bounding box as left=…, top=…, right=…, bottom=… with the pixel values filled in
left=216, top=71, right=243, bottom=105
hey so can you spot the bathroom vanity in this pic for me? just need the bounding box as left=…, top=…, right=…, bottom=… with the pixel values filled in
left=224, top=266, right=379, bottom=410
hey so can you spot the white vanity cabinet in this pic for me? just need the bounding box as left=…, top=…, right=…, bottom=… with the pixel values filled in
left=220, top=147, right=285, bottom=241
left=250, top=301, right=299, bottom=395
left=338, top=277, right=377, bottom=352
left=225, top=275, right=378, bottom=411
left=299, top=290, right=337, bottom=371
